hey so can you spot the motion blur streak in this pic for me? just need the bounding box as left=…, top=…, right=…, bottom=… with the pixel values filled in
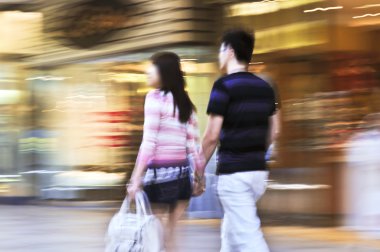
left=303, top=6, right=343, bottom=13
left=353, top=13, right=380, bottom=19
left=354, top=4, right=380, bottom=9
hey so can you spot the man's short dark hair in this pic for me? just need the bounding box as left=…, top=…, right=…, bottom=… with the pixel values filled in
left=221, top=29, right=255, bottom=64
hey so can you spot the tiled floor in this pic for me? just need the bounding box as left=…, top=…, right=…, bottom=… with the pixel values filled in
left=0, top=205, right=379, bottom=252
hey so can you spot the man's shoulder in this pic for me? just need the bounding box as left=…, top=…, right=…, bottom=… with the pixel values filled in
left=220, top=72, right=255, bottom=81
left=213, top=73, right=275, bottom=94
left=250, top=73, right=274, bottom=86
left=214, top=72, right=253, bottom=88
left=226, top=72, right=271, bottom=83
left=254, top=73, right=277, bottom=88
left=213, top=75, right=227, bottom=86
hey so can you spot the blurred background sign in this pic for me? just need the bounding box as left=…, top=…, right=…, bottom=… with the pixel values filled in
left=58, top=0, right=131, bottom=49
left=25, top=0, right=219, bottom=67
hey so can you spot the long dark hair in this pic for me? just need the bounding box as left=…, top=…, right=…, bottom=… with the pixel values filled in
left=151, top=52, right=196, bottom=123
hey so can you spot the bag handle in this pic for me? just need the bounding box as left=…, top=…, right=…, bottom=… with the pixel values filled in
left=120, top=191, right=152, bottom=217
left=135, top=191, right=152, bottom=216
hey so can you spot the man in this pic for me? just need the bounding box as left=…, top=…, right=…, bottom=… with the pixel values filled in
left=198, top=29, right=279, bottom=252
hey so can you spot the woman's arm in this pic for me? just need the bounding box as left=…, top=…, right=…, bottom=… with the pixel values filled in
left=186, top=113, right=205, bottom=174
left=130, top=91, right=161, bottom=184
left=187, top=113, right=206, bottom=196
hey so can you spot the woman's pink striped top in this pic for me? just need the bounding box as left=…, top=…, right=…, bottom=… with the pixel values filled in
left=136, top=89, right=203, bottom=170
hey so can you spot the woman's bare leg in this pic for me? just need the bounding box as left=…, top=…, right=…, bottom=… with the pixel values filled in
left=150, top=201, right=188, bottom=251
left=151, top=203, right=169, bottom=219
left=166, top=200, right=189, bottom=252
left=150, top=203, right=169, bottom=250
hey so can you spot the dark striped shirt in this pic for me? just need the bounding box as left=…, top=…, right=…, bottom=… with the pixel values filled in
left=207, top=72, right=276, bottom=174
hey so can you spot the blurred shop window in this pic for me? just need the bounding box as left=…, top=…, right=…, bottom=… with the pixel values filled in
left=26, top=67, right=148, bottom=178
left=0, top=11, right=42, bottom=54
left=0, top=91, right=22, bottom=174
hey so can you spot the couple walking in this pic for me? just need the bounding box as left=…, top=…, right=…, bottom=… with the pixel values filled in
left=127, top=29, right=279, bottom=252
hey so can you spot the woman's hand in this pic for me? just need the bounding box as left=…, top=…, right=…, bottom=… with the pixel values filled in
left=127, top=178, right=142, bottom=200
left=192, top=173, right=206, bottom=197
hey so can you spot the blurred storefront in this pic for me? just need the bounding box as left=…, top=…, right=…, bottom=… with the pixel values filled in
left=0, top=0, right=222, bottom=202
left=23, top=58, right=219, bottom=200
left=0, top=9, right=43, bottom=199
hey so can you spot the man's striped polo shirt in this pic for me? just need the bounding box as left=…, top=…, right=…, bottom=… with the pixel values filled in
left=207, top=72, right=277, bottom=174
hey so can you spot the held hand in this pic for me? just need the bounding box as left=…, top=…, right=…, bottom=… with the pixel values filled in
left=192, top=173, right=206, bottom=197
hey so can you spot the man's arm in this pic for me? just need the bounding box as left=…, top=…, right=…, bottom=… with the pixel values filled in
left=201, top=114, right=224, bottom=167
left=268, top=110, right=280, bottom=146
left=200, top=78, right=228, bottom=177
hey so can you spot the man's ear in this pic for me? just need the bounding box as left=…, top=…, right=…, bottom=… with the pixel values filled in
left=227, top=46, right=235, bottom=58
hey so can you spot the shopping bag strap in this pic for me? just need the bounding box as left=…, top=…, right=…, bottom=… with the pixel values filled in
left=136, top=191, right=152, bottom=216
left=120, top=192, right=152, bottom=216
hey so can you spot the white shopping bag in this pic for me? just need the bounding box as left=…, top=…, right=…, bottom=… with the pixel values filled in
left=105, top=192, right=165, bottom=252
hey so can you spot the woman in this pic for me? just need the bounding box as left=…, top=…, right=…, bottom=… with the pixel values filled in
left=127, top=52, right=205, bottom=250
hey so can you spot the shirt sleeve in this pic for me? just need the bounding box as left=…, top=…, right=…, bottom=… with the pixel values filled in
left=269, top=81, right=281, bottom=115
left=207, top=79, right=230, bottom=116
left=136, top=90, right=161, bottom=166
left=186, top=112, right=205, bottom=172
left=257, top=74, right=281, bottom=115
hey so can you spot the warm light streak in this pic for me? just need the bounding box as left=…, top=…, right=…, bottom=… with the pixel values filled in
left=26, top=76, right=72, bottom=81
left=181, top=58, right=198, bottom=61
left=0, top=79, right=17, bottom=83
left=228, top=0, right=324, bottom=16
left=66, top=95, right=105, bottom=99
left=354, top=4, right=380, bottom=9
left=268, top=183, right=331, bottom=190
left=353, top=13, right=380, bottom=19
left=304, top=6, right=343, bottom=13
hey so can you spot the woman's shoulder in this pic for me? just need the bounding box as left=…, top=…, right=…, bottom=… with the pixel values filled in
left=144, top=90, right=163, bottom=110
left=146, top=89, right=172, bottom=97
left=145, top=89, right=163, bottom=102
left=146, top=89, right=161, bottom=97
left=147, top=89, right=174, bottom=102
